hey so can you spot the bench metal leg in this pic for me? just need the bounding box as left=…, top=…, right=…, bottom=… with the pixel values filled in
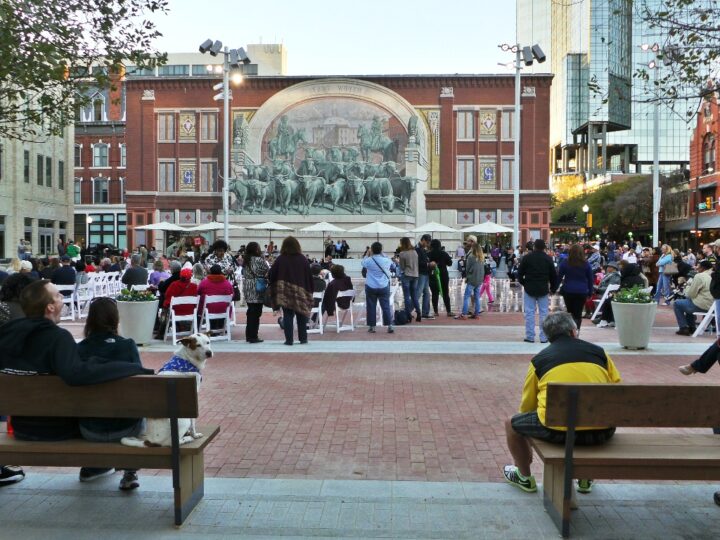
left=174, top=452, right=205, bottom=526
left=543, top=462, right=572, bottom=537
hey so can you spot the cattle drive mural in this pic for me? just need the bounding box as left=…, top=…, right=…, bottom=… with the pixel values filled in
left=229, top=98, right=425, bottom=216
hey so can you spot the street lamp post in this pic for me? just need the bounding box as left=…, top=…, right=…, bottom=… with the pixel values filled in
left=499, top=43, right=546, bottom=250
left=641, top=43, right=663, bottom=247
left=582, top=204, right=589, bottom=239
left=199, top=39, right=250, bottom=243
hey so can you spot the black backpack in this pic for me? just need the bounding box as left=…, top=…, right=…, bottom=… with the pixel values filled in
left=394, top=311, right=409, bottom=326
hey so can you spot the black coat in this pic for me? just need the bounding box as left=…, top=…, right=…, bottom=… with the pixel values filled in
left=518, top=250, right=558, bottom=297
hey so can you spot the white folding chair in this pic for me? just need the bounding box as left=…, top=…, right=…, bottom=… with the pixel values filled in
left=693, top=302, right=716, bottom=337
left=164, top=296, right=199, bottom=343
left=307, top=291, right=325, bottom=335
left=55, top=285, right=76, bottom=321
left=75, top=279, right=95, bottom=319
left=590, top=284, right=620, bottom=321
left=200, top=294, right=233, bottom=341
left=332, top=289, right=356, bottom=333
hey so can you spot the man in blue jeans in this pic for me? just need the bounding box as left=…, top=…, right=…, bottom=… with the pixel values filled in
left=415, top=234, right=433, bottom=320
left=362, top=242, right=395, bottom=333
left=518, top=239, right=558, bottom=343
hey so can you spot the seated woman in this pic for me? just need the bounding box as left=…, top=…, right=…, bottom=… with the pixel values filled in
left=163, top=268, right=198, bottom=321
left=148, top=259, right=170, bottom=290
left=77, top=297, right=146, bottom=490
left=197, top=264, right=233, bottom=330
left=321, top=264, right=353, bottom=319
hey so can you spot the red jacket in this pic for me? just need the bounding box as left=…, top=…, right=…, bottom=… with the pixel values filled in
left=197, top=275, right=233, bottom=314
left=164, top=278, right=198, bottom=315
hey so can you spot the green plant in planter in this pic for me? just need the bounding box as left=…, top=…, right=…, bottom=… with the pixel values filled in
left=613, top=285, right=652, bottom=304
left=116, top=288, right=157, bottom=302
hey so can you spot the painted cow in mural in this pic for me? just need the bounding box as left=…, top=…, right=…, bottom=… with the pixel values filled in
left=344, top=176, right=366, bottom=214
left=364, top=177, right=393, bottom=210
left=323, top=178, right=347, bottom=212
left=390, top=176, right=425, bottom=214
left=296, top=175, right=326, bottom=216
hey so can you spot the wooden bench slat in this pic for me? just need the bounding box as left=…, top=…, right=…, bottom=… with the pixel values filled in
left=544, top=384, right=720, bottom=428
left=531, top=434, right=720, bottom=464
left=0, top=425, right=219, bottom=456
left=0, top=374, right=199, bottom=418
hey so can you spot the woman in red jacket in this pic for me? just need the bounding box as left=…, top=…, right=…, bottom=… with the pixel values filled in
left=163, top=268, right=198, bottom=317
left=197, top=264, right=234, bottom=330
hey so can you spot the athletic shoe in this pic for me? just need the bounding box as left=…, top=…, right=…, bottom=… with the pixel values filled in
left=502, top=465, right=537, bottom=493
left=577, top=479, right=593, bottom=493
left=597, top=320, right=609, bottom=328
left=454, top=314, right=467, bottom=320
left=0, top=465, right=25, bottom=487
left=387, top=326, right=394, bottom=334
left=424, top=314, right=435, bottom=320
left=119, top=471, right=139, bottom=491
left=79, top=467, right=115, bottom=482
left=608, top=322, right=615, bottom=327
left=678, top=364, right=695, bottom=376
left=368, top=326, right=376, bottom=333
left=676, top=328, right=691, bottom=336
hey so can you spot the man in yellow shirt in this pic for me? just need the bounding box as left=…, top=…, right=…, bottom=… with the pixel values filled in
left=503, top=311, right=622, bottom=494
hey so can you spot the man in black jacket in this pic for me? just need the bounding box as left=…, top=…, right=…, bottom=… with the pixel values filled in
left=518, top=239, right=558, bottom=343
left=0, top=279, right=153, bottom=441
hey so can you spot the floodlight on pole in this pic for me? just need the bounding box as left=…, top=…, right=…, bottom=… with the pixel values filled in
left=498, top=41, right=545, bottom=251
left=200, top=39, right=252, bottom=243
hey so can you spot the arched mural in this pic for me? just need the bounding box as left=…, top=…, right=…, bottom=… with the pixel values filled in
left=229, top=79, right=428, bottom=217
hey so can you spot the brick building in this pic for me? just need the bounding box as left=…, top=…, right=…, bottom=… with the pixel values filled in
left=123, top=74, right=553, bottom=252
left=680, top=97, right=719, bottom=248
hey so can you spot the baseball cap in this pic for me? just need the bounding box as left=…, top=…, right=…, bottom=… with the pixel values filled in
left=606, top=261, right=619, bottom=270
left=466, top=235, right=477, bottom=244
left=60, top=255, right=71, bottom=262
left=712, top=239, right=720, bottom=247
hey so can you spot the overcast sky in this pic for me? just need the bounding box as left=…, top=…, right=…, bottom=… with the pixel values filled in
left=150, top=0, right=518, bottom=75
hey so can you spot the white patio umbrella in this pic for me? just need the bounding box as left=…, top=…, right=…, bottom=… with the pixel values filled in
left=134, top=221, right=188, bottom=232
left=245, top=221, right=294, bottom=242
left=348, top=221, right=408, bottom=242
left=411, top=222, right=458, bottom=235
left=460, top=221, right=513, bottom=234
left=186, top=221, right=245, bottom=232
left=300, top=222, right=346, bottom=255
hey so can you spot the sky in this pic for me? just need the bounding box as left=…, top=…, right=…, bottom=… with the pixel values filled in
left=149, top=0, right=518, bottom=75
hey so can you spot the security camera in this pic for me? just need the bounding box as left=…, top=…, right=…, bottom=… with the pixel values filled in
left=199, top=39, right=214, bottom=54
left=209, top=40, right=223, bottom=56
left=532, top=44, right=546, bottom=63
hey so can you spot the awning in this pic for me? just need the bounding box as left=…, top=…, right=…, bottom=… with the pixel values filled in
left=664, top=214, right=720, bottom=232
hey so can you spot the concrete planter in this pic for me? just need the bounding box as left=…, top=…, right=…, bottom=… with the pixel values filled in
left=117, top=299, right=159, bottom=346
left=611, top=301, right=657, bottom=350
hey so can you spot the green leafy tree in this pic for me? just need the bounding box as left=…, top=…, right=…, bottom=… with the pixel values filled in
left=0, top=0, right=168, bottom=141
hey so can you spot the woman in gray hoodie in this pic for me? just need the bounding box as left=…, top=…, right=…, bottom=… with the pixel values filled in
left=455, top=243, right=485, bottom=319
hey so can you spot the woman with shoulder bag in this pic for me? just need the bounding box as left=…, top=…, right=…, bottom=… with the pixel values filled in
left=654, top=244, right=675, bottom=304
left=241, top=242, right=269, bottom=343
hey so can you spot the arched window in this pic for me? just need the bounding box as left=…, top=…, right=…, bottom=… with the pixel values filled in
left=704, top=134, right=716, bottom=174
left=92, top=143, right=109, bottom=168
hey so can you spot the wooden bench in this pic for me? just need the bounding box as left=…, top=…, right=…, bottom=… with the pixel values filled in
left=0, top=374, right=219, bottom=526
left=529, top=383, right=720, bottom=538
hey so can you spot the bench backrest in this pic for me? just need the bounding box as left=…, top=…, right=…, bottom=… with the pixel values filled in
left=0, top=374, right=198, bottom=418
left=545, top=383, right=720, bottom=428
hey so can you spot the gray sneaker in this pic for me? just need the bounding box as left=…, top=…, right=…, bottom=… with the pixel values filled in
left=119, top=471, right=139, bottom=491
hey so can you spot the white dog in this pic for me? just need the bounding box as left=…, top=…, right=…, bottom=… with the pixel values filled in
left=121, top=334, right=213, bottom=448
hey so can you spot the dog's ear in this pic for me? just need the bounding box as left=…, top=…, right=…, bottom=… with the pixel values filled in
left=178, top=336, right=198, bottom=349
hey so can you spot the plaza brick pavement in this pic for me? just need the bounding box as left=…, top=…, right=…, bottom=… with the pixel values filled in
left=46, top=303, right=720, bottom=484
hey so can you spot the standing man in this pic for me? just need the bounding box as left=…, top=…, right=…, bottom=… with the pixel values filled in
left=415, top=234, right=433, bottom=320
left=17, top=238, right=26, bottom=260
left=518, top=239, right=558, bottom=343
left=503, top=311, right=621, bottom=494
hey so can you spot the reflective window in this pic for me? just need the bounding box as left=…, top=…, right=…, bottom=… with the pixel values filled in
left=159, top=161, right=176, bottom=191
left=158, top=113, right=175, bottom=141
left=457, top=111, right=474, bottom=139
left=457, top=158, right=475, bottom=190
left=704, top=134, right=716, bottom=174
